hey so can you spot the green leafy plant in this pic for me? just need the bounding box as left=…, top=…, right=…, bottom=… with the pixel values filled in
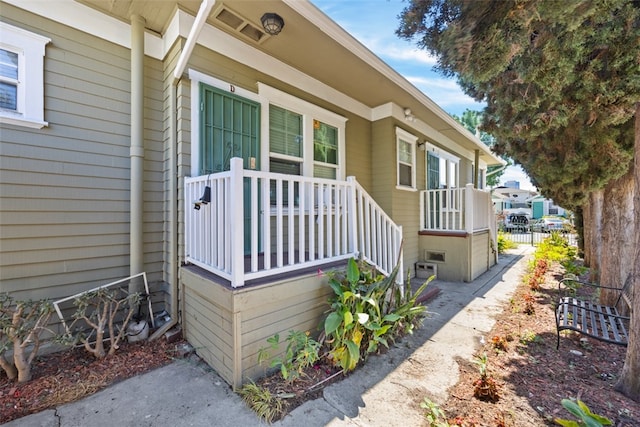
left=472, top=353, right=500, bottom=402
left=554, top=399, right=612, bottom=426
left=238, top=380, right=285, bottom=424
left=421, top=397, right=454, bottom=427
left=322, top=258, right=430, bottom=372
left=497, top=232, right=517, bottom=253
left=257, top=330, right=320, bottom=382
left=0, top=294, right=54, bottom=383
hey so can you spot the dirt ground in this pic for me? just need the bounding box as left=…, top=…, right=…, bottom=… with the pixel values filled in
left=439, top=263, right=639, bottom=427
left=1, top=261, right=639, bottom=426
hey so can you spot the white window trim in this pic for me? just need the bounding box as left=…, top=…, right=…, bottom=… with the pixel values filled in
left=425, top=143, right=460, bottom=189
left=258, top=82, right=347, bottom=180
left=0, top=22, right=50, bottom=129
left=188, top=69, right=261, bottom=177
left=395, top=127, right=417, bottom=191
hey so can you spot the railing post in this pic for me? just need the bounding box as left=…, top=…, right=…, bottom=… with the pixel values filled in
left=229, top=157, right=244, bottom=287
left=347, top=177, right=358, bottom=256
left=465, top=183, right=474, bottom=234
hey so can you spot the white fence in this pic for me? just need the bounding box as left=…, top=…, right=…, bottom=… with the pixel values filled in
left=419, top=183, right=492, bottom=232
left=184, top=158, right=403, bottom=287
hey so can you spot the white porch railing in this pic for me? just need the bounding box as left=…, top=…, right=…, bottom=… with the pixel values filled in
left=184, top=158, right=403, bottom=287
left=419, top=183, right=492, bottom=232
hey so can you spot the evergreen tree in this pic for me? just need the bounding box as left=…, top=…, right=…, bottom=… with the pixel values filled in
left=397, top=0, right=640, bottom=401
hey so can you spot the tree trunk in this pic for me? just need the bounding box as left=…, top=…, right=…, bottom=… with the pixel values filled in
left=582, top=190, right=603, bottom=279
left=12, top=341, right=32, bottom=383
left=0, top=354, right=17, bottom=380
left=615, top=103, right=640, bottom=402
left=599, top=171, right=634, bottom=308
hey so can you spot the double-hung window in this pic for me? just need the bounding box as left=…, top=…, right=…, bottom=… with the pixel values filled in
left=259, top=83, right=346, bottom=182
left=396, top=127, right=417, bottom=190
left=0, top=22, right=50, bottom=129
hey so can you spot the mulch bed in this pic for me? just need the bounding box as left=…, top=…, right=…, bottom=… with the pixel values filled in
left=1, top=338, right=186, bottom=423
left=441, top=263, right=639, bottom=426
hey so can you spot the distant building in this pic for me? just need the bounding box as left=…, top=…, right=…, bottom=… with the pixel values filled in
left=504, top=180, right=520, bottom=189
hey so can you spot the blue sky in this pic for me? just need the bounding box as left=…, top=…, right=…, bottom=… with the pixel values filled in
left=312, top=0, right=536, bottom=191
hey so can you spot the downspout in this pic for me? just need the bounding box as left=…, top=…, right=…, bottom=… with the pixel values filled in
left=130, top=14, right=145, bottom=293
left=150, top=0, right=216, bottom=339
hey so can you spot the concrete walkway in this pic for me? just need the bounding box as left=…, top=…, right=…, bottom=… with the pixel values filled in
left=3, top=246, right=534, bottom=427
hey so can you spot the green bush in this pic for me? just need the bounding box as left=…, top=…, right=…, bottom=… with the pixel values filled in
left=322, top=258, right=431, bottom=372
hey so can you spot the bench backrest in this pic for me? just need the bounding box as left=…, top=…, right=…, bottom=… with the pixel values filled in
left=615, top=276, right=633, bottom=312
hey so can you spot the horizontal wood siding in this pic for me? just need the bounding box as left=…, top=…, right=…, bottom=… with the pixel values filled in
left=179, top=265, right=336, bottom=388
left=0, top=5, right=165, bottom=301
left=180, top=268, right=235, bottom=384
left=470, top=231, right=490, bottom=281
left=236, top=273, right=334, bottom=385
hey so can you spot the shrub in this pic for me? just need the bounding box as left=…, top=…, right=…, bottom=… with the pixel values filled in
left=67, top=287, right=141, bottom=359
left=0, top=294, right=54, bottom=382
left=322, top=258, right=430, bottom=372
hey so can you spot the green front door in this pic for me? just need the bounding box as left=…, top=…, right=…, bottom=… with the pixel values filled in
left=199, top=83, right=260, bottom=254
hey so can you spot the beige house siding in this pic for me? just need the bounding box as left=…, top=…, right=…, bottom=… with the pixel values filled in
left=180, top=266, right=335, bottom=389
left=0, top=6, right=165, bottom=301
left=470, top=230, right=495, bottom=280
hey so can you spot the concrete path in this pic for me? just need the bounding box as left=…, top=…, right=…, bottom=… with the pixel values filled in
left=3, top=246, right=534, bottom=427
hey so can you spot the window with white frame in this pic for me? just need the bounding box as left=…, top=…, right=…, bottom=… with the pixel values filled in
left=0, top=22, right=50, bottom=129
left=259, top=83, right=346, bottom=181
left=425, top=144, right=459, bottom=190
left=396, top=127, right=417, bottom=190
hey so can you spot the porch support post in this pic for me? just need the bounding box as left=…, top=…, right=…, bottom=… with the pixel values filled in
left=346, top=177, right=358, bottom=256
left=130, top=14, right=145, bottom=288
left=229, top=158, right=245, bottom=287
left=474, top=149, right=480, bottom=189
left=465, top=183, right=474, bottom=234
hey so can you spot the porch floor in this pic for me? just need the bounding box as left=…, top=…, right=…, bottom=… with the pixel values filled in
left=182, top=251, right=348, bottom=290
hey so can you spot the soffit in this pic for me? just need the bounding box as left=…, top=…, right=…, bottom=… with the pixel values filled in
left=74, top=0, right=498, bottom=163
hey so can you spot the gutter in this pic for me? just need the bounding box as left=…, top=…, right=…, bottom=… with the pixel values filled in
left=151, top=0, right=216, bottom=339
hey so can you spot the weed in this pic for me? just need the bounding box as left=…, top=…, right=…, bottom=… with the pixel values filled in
left=238, top=381, right=285, bottom=423
left=257, top=330, right=320, bottom=382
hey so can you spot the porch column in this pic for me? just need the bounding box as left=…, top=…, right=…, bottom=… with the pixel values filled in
left=465, top=183, right=474, bottom=234
left=474, top=149, right=480, bottom=189
left=229, top=158, right=245, bottom=287
left=130, top=14, right=145, bottom=285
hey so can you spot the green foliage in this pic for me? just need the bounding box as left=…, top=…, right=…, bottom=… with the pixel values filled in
left=257, top=330, right=320, bottom=382
left=497, top=232, right=517, bottom=253
left=421, top=397, right=454, bottom=427
left=323, top=258, right=430, bottom=372
left=238, top=381, right=285, bottom=424
left=535, top=234, right=577, bottom=264
left=0, top=294, right=54, bottom=382
left=554, top=399, right=612, bottom=426
left=397, top=0, right=639, bottom=209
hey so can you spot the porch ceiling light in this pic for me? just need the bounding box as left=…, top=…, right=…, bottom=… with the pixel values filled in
left=261, top=13, right=284, bottom=35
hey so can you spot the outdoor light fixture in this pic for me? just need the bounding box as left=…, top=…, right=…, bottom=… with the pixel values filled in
left=261, top=13, right=284, bottom=35
left=404, top=108, right=415, bottom=122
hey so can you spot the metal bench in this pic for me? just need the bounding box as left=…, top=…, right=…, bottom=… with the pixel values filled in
left=555, top=277, right=632, bottom=349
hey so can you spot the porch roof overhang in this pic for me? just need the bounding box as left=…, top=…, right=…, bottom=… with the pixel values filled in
left=14, top=0, right=503, bottom=165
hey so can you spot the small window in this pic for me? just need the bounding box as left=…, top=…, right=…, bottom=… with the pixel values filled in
left=396, top=127, right=417, bottom=190
left=0, top=22, right=50, bottom=129
left=313, top=120, right=338, bottom=179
